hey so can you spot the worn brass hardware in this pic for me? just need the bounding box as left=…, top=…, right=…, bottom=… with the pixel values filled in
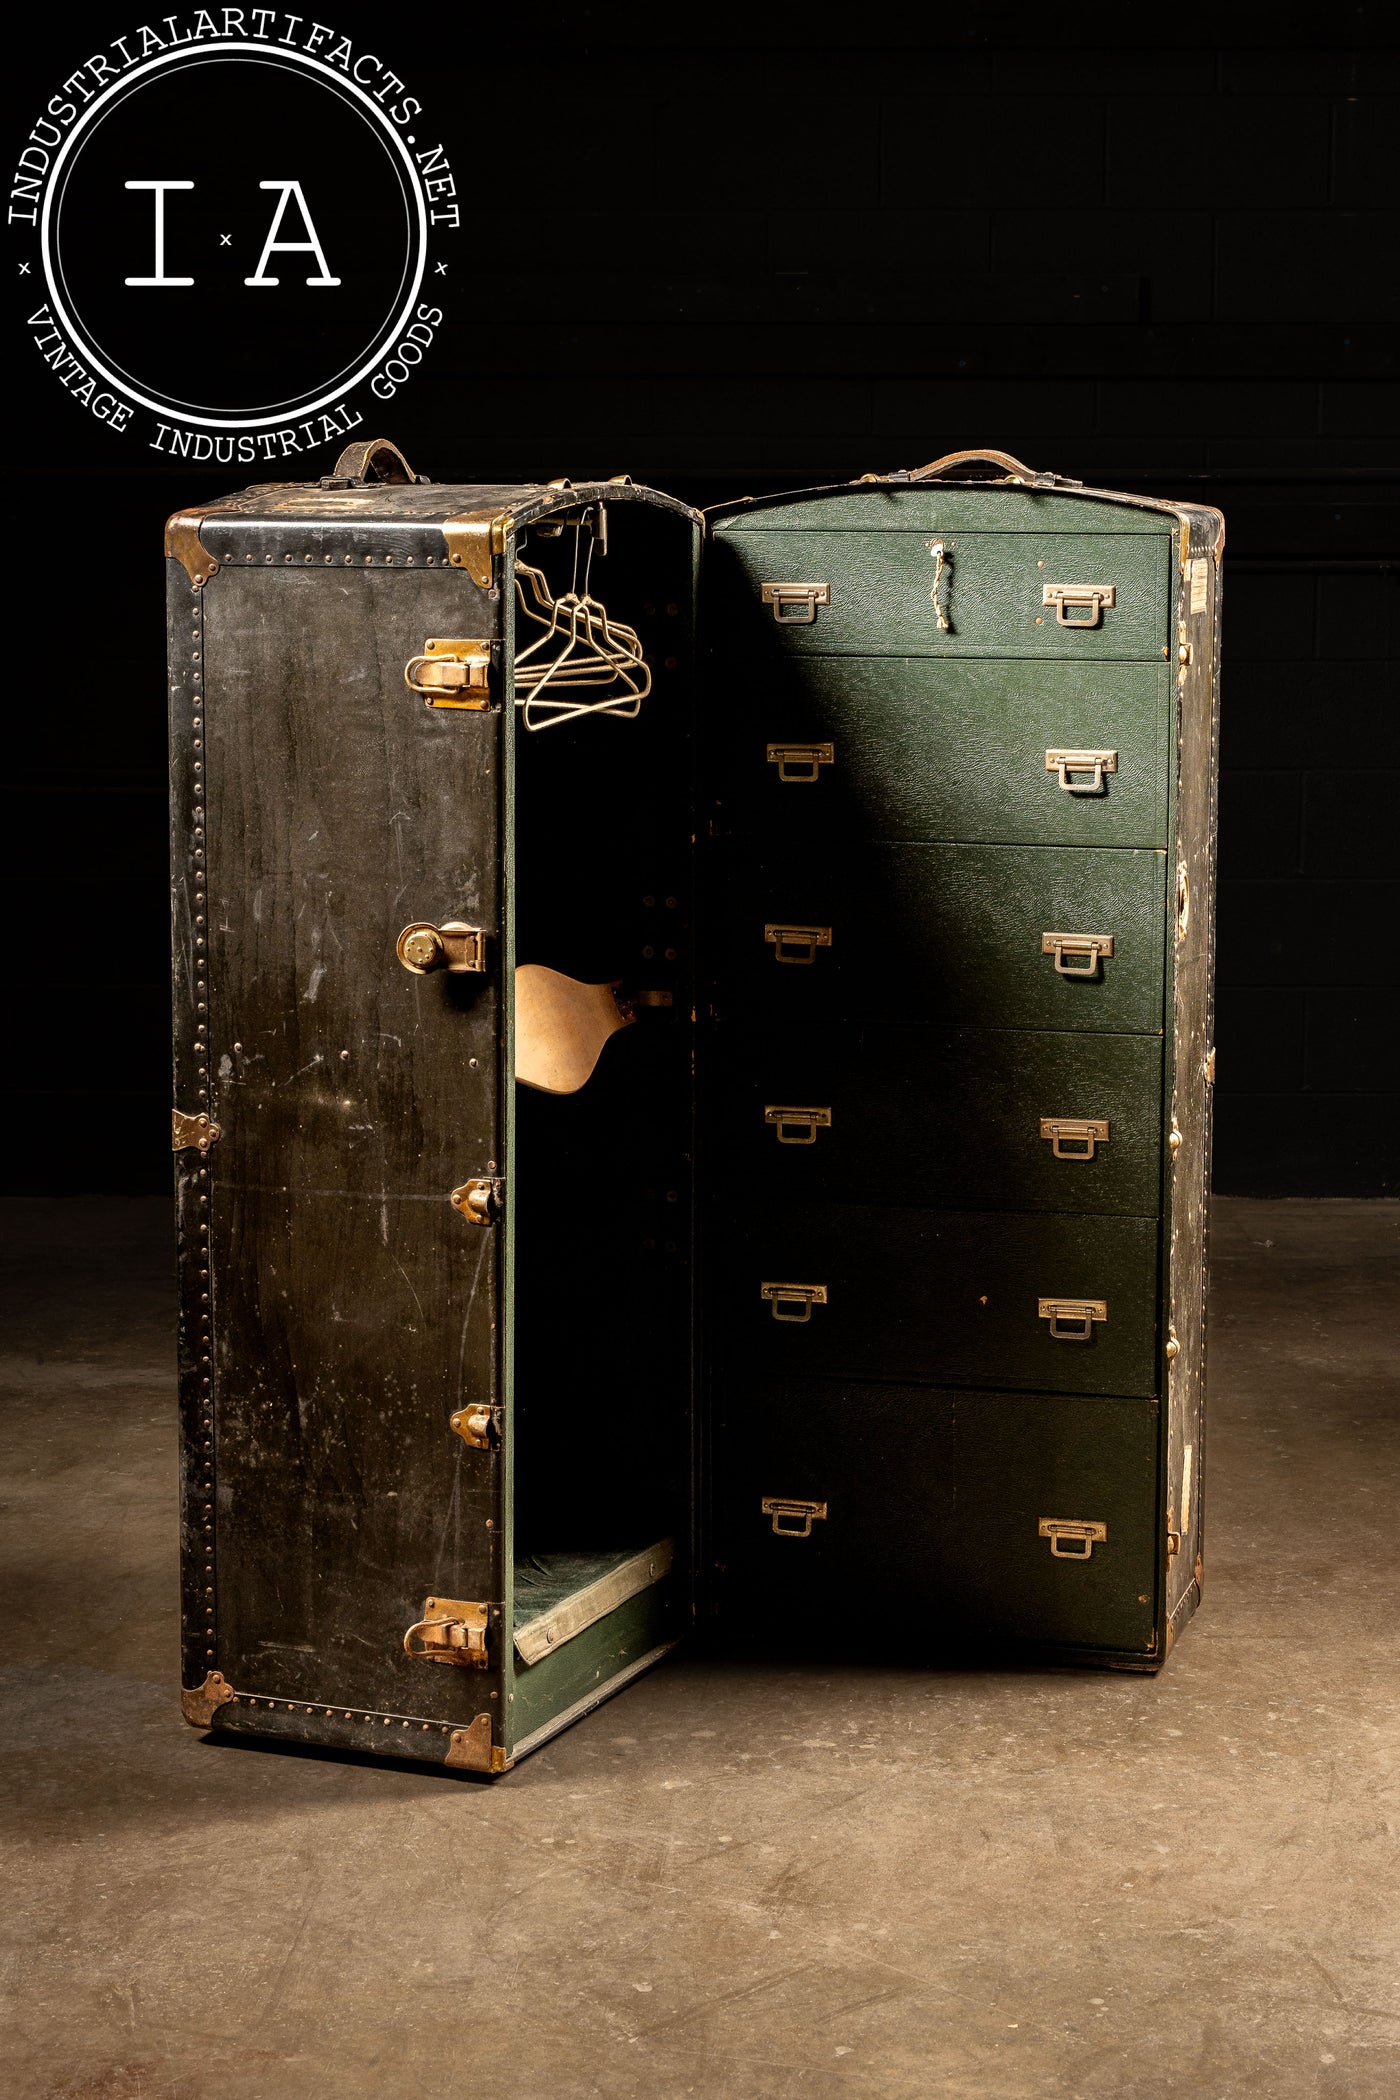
left=450, top=1179, right=499, bottom=1227
left=760, top=582, right=830, bottom=625
left=396, top=921, right=488, bottom=974
left=1168, top=1120, right=1183, bottom=1160
left=165, top=508, right=220, bottom=587
left=1041, top=931, right=1114, bottom=978
left=1165, top=1327, right=1181, bottom=1364
left=764, top=1105, right=832, bottom=1146
left=1038, top=1297, right=1108, bottom=1341
left=445, top=1713, right=508, bottom=1772
left=405, top=638, right=493, bottom=709
left=761, top=1496, right=828, bottom=1538
left=760, top=1282, right=828, bottom=1324
left=1038, top=1518, right=1107, bottom=1560
left=1042, top=583, right=1116, bottom=628
left=1166, top=1514, right=1182, bottom=1557
left=1176, top=863, right=1191, bottom=943
left=442, top=508, right=511, bottom=588
left=180, top=1670, right=236, bottom=1726
left=172, top=1109, right=221, bottom=1154
left=515, top=1540, right=675, bottom=1665
left=767, top=740, right=834, bottom=783
left=765, top=923, right=832, bottom=965
left=403, top=1597, right=490, bottom=1668
left=1045, top=747, right=1119, bottom=794
left=1039, top=1117, right=1110, bottom=1161
left=450, top=1404, right=495, bottom=1451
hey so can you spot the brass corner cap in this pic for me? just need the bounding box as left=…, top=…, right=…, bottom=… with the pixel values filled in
left=165, top=510, right=219, bottom=587
left=180, top=1669, right=235, bottom=1727
left=444, top=1711, right=508, bottom=1773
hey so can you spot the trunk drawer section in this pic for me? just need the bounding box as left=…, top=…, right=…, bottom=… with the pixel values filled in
left=715, top=1378, right=1159, bottom=1658
left=711, top=528, right=1172, bottom=660
left=709, top=658, right=1171, bottom=849
left=708, top=841, right=1168, bottom=1033
left=708, top=1023, right=1164, bottom=1217
left=726, top=1204, right=1160, bottom=1398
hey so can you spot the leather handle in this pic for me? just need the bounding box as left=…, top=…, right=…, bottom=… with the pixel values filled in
left=909, top=448, right=1039, bottom=483
left=331, top=437, right=418, bottom=485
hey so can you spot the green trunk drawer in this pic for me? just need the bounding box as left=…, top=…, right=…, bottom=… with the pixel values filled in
left=708, top=658, right=1171, bottom=849
left=707, top=1023, right=1164, bottom=1217
left=725, top=1204, right=1160, bottom=1398
left=708, top=841, right=1168, bottom=1033
left=713, top=1377, right=1158, bottom=1659
left=710, top=528, right=1172, bottom=660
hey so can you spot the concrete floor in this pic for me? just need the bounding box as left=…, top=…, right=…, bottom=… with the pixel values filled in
left=1, top=1198, right=1397, bottom=2100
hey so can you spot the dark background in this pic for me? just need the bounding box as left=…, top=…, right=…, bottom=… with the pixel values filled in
left=5, top=2, right=1397, bottom=1196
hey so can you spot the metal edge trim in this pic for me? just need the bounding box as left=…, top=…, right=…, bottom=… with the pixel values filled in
left=513, top=1540, right=675, bottom=1666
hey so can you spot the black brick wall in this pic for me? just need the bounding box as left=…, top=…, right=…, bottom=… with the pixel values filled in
left=4, top=6, right=1396, bottom=1192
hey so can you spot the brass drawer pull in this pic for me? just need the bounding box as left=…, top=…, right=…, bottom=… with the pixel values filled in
left=767, top=740, right=834, bottom=783
left=1042, top=583, right=1116, bottom=628
left=1038, top=1519, right=1107, bottom=1560
left=765, top=1105, right=832, bottom=1145
left=761, top=1495, right=828, bottom=1538
left=1045, top=747, right=1118, bottom=794
left=1041, top=931, right=1114, bottom=978
left=760, top=1281, right=828, bottom=1323
left=765, top=923, right=832, bottom=965
left=405, top=637, right=492, bottom=708
left=1039, top=1116, right=1110, bottom=1161
left=1038, top=1297, right=1108, bottom=1341
left=760, top=582, right=830, bottom=625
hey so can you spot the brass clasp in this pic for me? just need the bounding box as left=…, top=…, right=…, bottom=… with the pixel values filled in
left=760, top=1282, right=828, bottom=1324
left=396, top=921, right=488, bottom=974
left=403, top=1597, right=490, bottom=1668
left=405, top=638, right=493, bottom=709
left=764, top=1105, right=832, bottom=1146
left=450, top=1178, right=500, bottom=1226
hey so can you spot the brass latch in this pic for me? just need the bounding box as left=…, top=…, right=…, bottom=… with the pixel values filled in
left=1042, top=583, right=1116, bottom=628
left=764, top=1105, right=832, bottom=1146
left=761, top=1496, right=828, bottom=1538
left=403, top=1597, right=490, bottom=1668
left=760, top=583, right=830, bottom=625
left=767, top=740, right=834, bottom=783
left=1038, top=1519, right=1107, bottom=1560
left=450, top=1178, right=500, bottom=1226
left=404, top=639, right=493, bottom=709
left=172, top=1109, right=220, bottom=1154
left=450, top=1404, right=495, bottom=1450
left=760, top=1281, right=828, bottom=1324
left=1045, top=747, right=1118, bottom=794
left=1039, top=1116, right=1110, bottom=1160
left=396, top=921, right=488, bottom=974
left=765, top=923, right=832, bottom=965
left=1039, top=1297, right=1108, bottom=1341
left=1042, top=931, right=1114, bottom=978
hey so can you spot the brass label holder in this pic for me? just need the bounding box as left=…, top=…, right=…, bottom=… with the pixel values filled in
left=1042, top=931, right=1114, bottom=978
left=760, top=583, right=830, bottom=625
left=404, top=638, right=492, bottom=709
left=1042, top=583, right=1116, bottom=628
left=1038, top=1519, right=1107, bottom=1560
left=403, top=1597, right=490, bottom=1668
left=761, top=1496, right=828, bottom=1538
left=764, top=1105, right=832, bottom=1146
left=1039, top=1117, right=1110, bottom=1161
left=767, top=740, right=834, bottom=783
left=765, top=923, right=832, bottom=965
left=760, top=1281, right=828, bottom=1324
left=1038, top=1297, right=1108, bottom=1341
left=1045, top=748, right=1118, bottom=794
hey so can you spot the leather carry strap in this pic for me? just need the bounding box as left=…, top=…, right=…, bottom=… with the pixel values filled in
left=331, top=436, right=418, bottom=484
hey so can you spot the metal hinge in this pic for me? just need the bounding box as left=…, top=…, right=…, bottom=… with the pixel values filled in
left=403, top=1597, right=491, bottom=1668
left=1039, top=1297, right=1108, bottom=1341
left=450, top=1178, right=501, bottom=1227
left=765, top=923, right=832, bottom=965
left=760, top=1281, right=828, bottom=1323
left=172, top=1109, right=220, bottom=1154
left=759, top=582, right=830, bottom=625
left=767, top=740, right=834, bottom=783
left=761, top=1495, right=828, bottom=1538
left=396, top=921, right=489, bottom=973
left=404, top=639, right=493, bottom=709
left=764, top=1105, right=832, bottom=1146
left=1042, top=931, right=1114, bottom=978
left=1042, top=583, right=1116, bottom=628
left=1038, top=1518, right=1107, bottom=1560
left=449, top=1404, right=496, bottom=1451
left=1039, top=1117, right=1110, bottom=1161
left=1045, top=747, right=1118, bottom=794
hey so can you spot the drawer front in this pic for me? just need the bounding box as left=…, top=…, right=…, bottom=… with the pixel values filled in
left=713, top=1378, right=1158, bottom=1658
left=708, top=1023, right=1164, bottom=1217
left=709, top=658, right=1171, bottom=849
left=711, top=528, right=1172, bottom=660
left=725, top=1204, right=1160, bottom=1398
left=708, top=842, right=1168, bottom=1033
